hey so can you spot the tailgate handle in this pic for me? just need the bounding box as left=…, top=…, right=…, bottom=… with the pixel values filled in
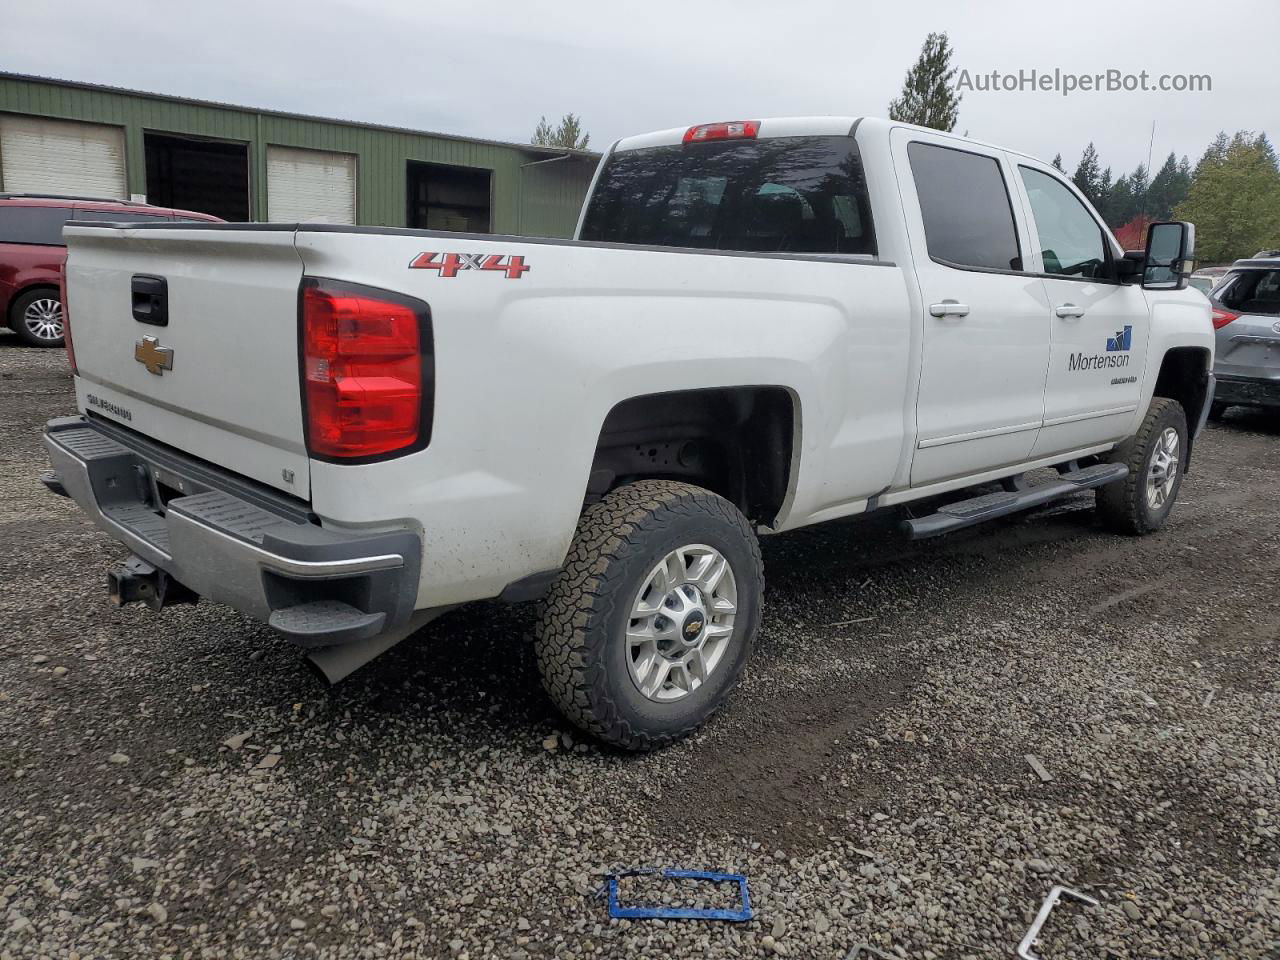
left=131, top=275, right=169, bottom=326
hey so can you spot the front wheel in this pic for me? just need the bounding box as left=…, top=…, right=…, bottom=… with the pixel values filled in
left=11, top=289, right=65, bottom=347
left=1096, top=397, right=1188, bottom=536
left=536, top=480, right=763, bottom=751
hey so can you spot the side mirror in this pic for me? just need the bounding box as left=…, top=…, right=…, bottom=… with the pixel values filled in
left=1143, top=221, right=1196, bottom=290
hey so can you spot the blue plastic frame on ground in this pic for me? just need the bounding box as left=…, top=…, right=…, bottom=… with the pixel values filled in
left=605, top=868, right=753, bottom=922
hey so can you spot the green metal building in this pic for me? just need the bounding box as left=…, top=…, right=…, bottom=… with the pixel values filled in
left=0, top=73, right=599, bottom=238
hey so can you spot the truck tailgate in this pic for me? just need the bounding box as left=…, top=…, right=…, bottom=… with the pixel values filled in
left=63, top=225, right=310, bottom=499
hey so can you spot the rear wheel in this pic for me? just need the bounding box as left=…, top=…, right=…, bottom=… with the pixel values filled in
left=11, top=289, right=64, bottom=347
left=1096, top=398, right=1187, bottom=535
left=536, top=480, right=763, bottom=751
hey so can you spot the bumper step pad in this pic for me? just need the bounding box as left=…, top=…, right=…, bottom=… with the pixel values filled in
left=268, top=601, right=387, bottom=646
left=903, top=463, right=1128, bottom=540
left=169, top=490, right=295, bottom=546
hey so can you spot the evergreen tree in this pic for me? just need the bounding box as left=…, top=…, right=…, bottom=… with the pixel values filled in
left=1175, top=131, right=1280, bottom=262
left=1256, top=132, right=1278, bottom=171
left=1072, top=144, right=1106, bottom=209
left=1128, top=163, right=1149, bottom=222
left=531, top=113, right=590, bottom=151
left=1099, top=166, right=1114, bottom=203
left=1129, top=163, right=1149, bottom=196
left=1092, top=165, right=1115, bottom=222
left=1105, top=173, right=1135, bottom=226
left=888, top=32, right=962, bottom=132
left=1147, top=153, right=1191, bottom=221
left=1194, top=132, right=1231, bottom=177
left=1051, top=153, right=1065, bottom=172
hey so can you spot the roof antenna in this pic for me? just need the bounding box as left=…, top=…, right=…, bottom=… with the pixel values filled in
left=1140, top=119, right=1156, bottom=222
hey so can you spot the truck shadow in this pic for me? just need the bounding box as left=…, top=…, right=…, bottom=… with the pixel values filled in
left=261, top=490, right=1109, bottom=846
left=324, top=488, right=1103, bottom=743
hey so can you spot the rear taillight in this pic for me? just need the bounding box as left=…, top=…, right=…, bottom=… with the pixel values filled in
left=58, top=259, right=76, bottom=374
left=300, top=278, right=433, bottom=460
left=1211, top=307, right=1239, bottom=329
left=683, top=120, right=760, bottom=144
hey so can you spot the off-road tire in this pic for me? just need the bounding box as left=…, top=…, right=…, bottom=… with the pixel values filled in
left=1097, top=397, right=1188, bottom=536
left=536, top=480, right=763, bottom=751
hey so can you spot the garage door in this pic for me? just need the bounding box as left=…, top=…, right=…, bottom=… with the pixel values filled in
left=0, top=115, right=127, bottom=198
left=266, top=146, right=356, bottom=223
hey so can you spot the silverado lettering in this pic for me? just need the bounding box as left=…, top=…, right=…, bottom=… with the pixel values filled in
left=85, top=394, right=133, bottom=421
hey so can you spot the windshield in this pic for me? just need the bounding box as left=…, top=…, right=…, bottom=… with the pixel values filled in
left=579, top=135, right=876, bottom=256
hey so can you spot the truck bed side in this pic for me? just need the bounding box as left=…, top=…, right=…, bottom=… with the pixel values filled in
left=292, top=227, right=913, bottom=607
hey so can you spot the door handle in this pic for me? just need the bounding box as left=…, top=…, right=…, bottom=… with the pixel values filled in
left=929, top=301, right=970, bottom=318
left=1054, top=303, right=1086, bottom=319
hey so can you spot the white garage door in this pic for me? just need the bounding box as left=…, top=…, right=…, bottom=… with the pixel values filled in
left=0, top=115, right=127, bottom=198
left=267, top=146, right=356, bottom=223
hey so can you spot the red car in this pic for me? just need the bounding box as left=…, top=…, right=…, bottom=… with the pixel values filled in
left=0, top=194, right=222, bottom=347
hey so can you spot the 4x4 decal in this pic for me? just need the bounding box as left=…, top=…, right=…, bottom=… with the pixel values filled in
left=409, top=252, right=530, bottom=279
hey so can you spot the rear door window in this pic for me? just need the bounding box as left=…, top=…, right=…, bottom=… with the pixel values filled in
left=580, top=135, right=876, bottom=255
left=1217, top=269, right=1280, bottom=316
left=907, top=142, right=1022, bottom=272
left=0, top=206, right=75, bottom=245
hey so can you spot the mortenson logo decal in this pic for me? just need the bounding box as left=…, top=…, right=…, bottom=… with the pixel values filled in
left=1069, top=325, right=1133, bottom=372
left=1106, top=325, right=1133, bottom=352
left=409, top=252, right=530, bottom=278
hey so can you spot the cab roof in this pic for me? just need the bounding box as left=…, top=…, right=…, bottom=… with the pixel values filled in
left=610, top=116, right=1053, bottom=168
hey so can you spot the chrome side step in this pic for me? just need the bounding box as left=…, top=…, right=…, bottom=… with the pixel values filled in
left=903, top=463, right=1128, bottom=540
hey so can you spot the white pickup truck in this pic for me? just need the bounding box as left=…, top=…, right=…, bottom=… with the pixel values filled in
left=45, top=117, right=1214, bottom=749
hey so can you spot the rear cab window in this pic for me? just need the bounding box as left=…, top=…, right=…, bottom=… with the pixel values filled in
left=580, top=135, right=876, bottom=256
left=906, top=142, right=1022, bottom=272
left=0, top=205, right=76, bottom=245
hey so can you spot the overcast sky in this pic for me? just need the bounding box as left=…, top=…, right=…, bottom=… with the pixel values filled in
left=4, top=0, right=1276, bottom=176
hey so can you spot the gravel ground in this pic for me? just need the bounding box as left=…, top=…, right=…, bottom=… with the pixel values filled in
left=2, top=336, right=1278, bottom=959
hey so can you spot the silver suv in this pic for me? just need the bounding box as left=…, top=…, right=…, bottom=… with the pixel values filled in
left=1209, top=254, right=1280, bottom=416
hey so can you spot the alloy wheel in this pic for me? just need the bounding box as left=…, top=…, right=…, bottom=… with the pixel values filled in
left=1145, top=426, right=1180, bottom=510
left=625, top=544, right=738, bottom=703
left=22, top=298, right=64, bottom=343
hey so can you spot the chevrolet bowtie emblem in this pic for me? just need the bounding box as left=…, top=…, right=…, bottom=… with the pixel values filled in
left=134, top=336, right=174, bottom=376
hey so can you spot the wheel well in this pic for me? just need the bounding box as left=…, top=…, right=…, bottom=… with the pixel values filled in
left=587, top=387, right=796, bottom=526
left=6, top=283, right=59, bottom=328
left=1153, top=346, right=1212, bottom=462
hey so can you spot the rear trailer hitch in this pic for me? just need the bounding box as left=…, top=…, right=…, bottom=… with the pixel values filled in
left=107, top=555, right=198, bottom=612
